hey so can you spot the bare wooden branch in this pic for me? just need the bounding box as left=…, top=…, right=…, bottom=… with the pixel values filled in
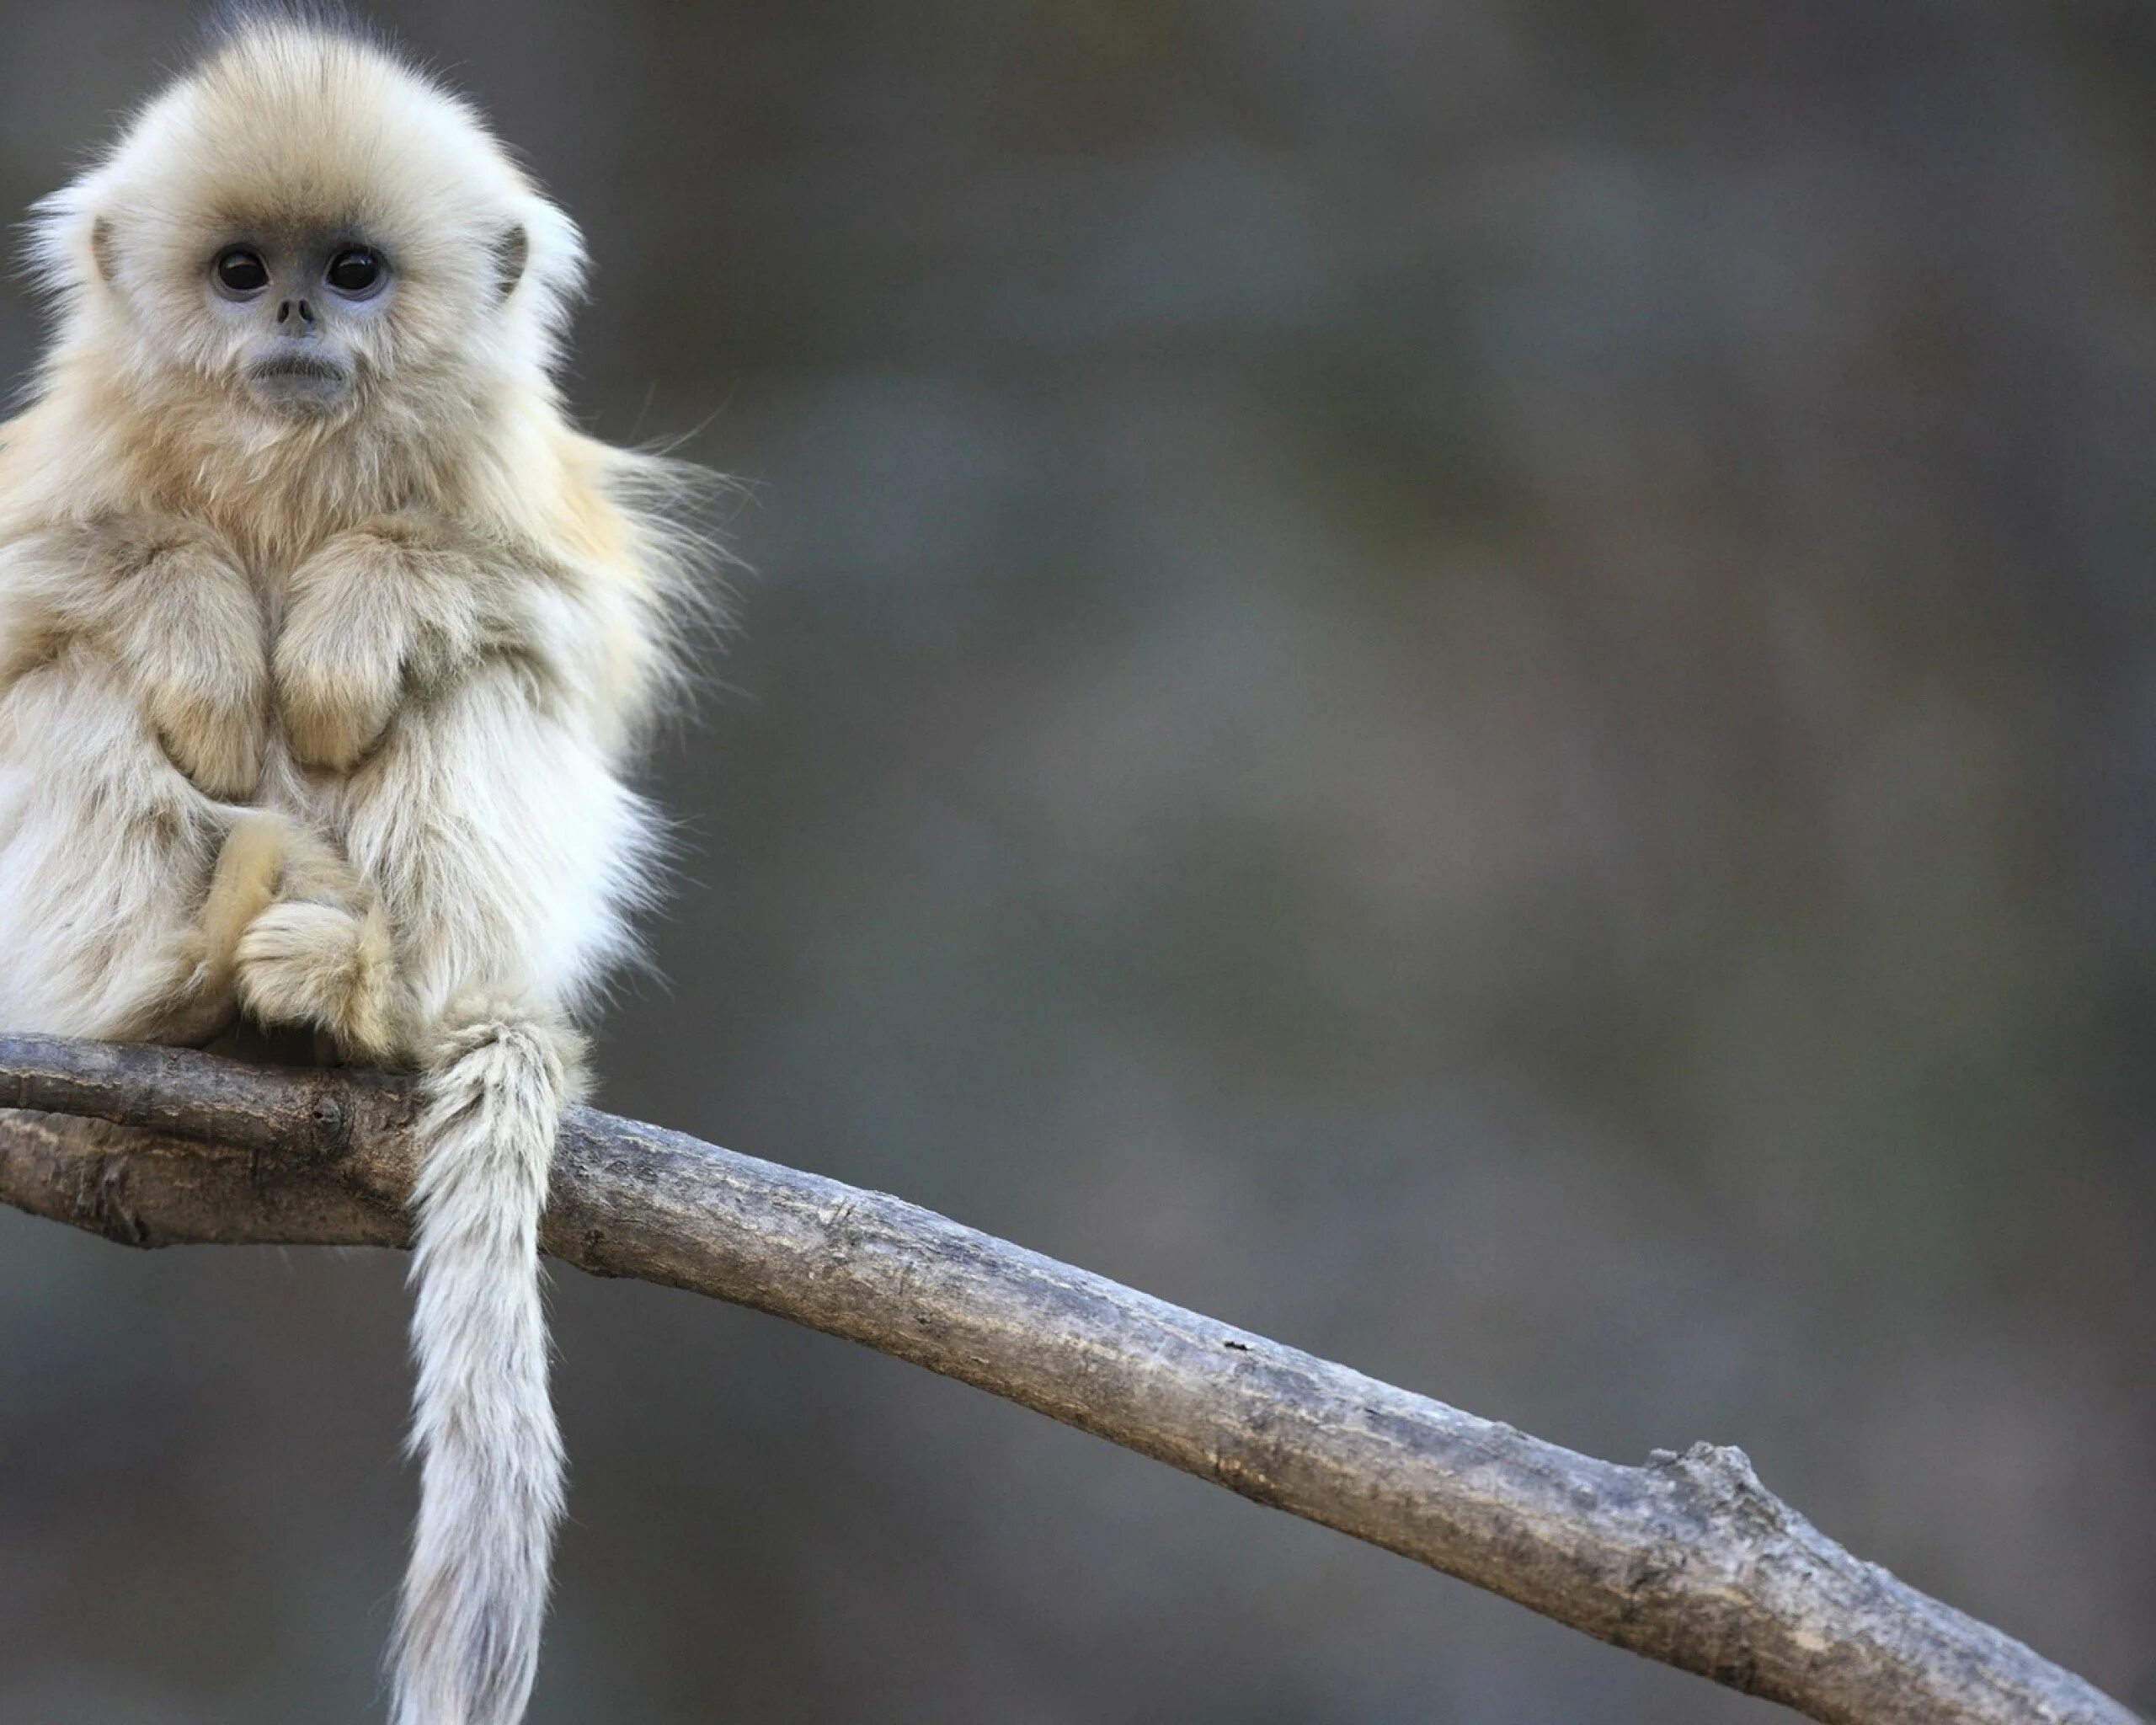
left=0, top=1034, right=2133, bottom=1725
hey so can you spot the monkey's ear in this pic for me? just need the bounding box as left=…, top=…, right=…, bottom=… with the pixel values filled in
left=491, top=224, right=529, bottom=298
left=26, top=179, right=119, bottom=301
left=88, top=217, right=119, bottom=286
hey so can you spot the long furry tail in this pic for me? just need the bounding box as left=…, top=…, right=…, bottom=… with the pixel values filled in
left=391, top=1004, right=585, bottom=1725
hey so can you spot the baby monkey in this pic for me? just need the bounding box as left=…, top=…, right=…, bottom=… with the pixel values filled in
left=0, top=14, right=707, bottom=1723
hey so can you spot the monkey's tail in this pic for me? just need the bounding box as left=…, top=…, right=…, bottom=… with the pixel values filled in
left=390, top=1004, right=584, bottom=1725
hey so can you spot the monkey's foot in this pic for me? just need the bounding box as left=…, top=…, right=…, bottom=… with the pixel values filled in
left=236, top=899, right=398, bottom=1060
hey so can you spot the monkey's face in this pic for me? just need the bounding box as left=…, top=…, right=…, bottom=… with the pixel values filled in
left=89, top=193, right=515, bottom=430
left=35, top=21, right=587, bottom=439
left=201, top=232, right=394, bottom=417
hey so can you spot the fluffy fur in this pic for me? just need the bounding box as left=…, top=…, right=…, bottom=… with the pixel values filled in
left=0, top=14, right=707, bottom=1721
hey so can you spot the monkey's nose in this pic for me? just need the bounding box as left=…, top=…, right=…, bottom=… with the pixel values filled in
left=275, top=300, right=316, bottom=326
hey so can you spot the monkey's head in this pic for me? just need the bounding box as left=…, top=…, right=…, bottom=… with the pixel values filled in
left=30, top=13, right=586, bottom=431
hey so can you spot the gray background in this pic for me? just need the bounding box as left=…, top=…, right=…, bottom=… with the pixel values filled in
left=1, top=3, right=2152, bottom=1719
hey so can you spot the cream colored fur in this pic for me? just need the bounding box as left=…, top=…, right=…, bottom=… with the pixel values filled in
left=0, top=14, right=706, bottom=1722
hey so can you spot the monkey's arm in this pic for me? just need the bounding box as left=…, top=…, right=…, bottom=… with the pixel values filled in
left=275, top=516, right=585, bottom=774
left=1, top=517, right=267, bottom=798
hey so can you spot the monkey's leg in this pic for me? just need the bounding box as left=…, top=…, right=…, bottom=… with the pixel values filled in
left=321, top=664, right=654, bottom=1033
left=154, top=812, right=298, bottom=1045
left=0, top=656, right=262, bottom=1040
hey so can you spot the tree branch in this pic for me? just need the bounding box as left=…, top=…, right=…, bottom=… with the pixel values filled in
left=0, top=1034, right=2132, bottom=1725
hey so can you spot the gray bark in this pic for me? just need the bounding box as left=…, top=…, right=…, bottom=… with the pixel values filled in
left=0, top=1033, right=2135, bottom=1725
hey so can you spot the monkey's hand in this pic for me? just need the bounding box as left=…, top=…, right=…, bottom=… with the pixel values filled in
left=277, top=520, right=503, bottom=772
left=94, top=522, right=269, bottom=798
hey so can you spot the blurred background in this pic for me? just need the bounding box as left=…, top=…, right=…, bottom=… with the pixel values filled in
left=2, top=2, right=2153, bottom=1718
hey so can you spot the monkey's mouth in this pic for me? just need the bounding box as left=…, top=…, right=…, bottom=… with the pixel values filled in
left=252, top=355, right=346, bottom=381
left=246, top=353, right=354, bottom=412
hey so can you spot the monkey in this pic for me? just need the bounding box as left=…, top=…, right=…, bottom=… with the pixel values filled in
left=0, top=12, right=710, bottom=1722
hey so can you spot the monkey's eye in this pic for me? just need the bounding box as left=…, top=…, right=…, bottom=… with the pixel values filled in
left=324, top=248, right=384, bottom=296
left=213, top=248, right=270, bottom=296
